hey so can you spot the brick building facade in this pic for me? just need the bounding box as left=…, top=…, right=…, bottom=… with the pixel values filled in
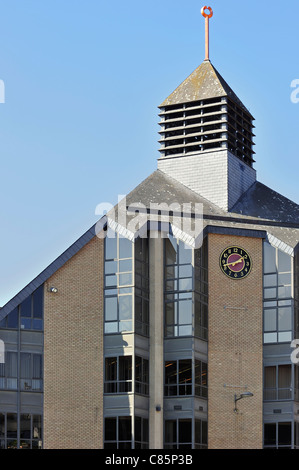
left=0, top=10, right=299, bottom=450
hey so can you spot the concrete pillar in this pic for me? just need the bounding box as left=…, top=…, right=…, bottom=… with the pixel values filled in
left=149, top=233, right=164, bottom=449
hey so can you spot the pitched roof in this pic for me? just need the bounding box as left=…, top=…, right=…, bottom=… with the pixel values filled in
left=1, top=170, right=299, bottom=322
left=159, top=60, right=252, bottom=116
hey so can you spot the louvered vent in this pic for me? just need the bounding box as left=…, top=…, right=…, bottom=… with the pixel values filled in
left=158, top=96, right=255, bottom=167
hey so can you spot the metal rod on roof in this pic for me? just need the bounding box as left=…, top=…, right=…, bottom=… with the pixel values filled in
left=201, top=6, right=213, bottom=61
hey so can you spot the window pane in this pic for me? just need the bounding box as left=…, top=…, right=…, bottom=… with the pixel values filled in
left=119, top=237, right=132, bottom=259
left=118, top=273, right=132, bottom=287
left=21, top=297, right=31, bottom=317
left=278, top=273, right=291, bottom=286
left=119, top=416, right=131, bottom=441
left=105, top=261, right=117, bottom=274
left=105, top=417, right=116, bottom=441
left=7, top=352, right=17, bottom=378
left=179, top=419, right=192, bottom=443
left=7, top=413, right=17, bottom=439
left=33, top=286, right=43, bottom=318
left=105, top=274, right=117, bottom=288
left=179, top=265, right=192, bottom=278
left=264, top=288, right=277, bottom=300
left=20, top=414, right=31, bottom=439
left=165, top=362, right=177, bottom=385
left=166, top=302, right=176, bottom=326
left=0, top=414, right=4, bottom=437
left=278, top=307, right=292, bottom=331
left=278, top=251, right=291, bottom=273
left=32, top=415, right=42, bottom=440
left=33, top=355, right=42, bottom=379
left=119, top=356, right=132, bottom=382
left=264, top=423, right=276, bottom=446
left=135, top=416, right=141, bottom=442
left=264, top=309, right=277, bottom=331
left=179, top=244, right=192, bottom=265
left=105, top=322, right=118, bottom=334
left=264, top=243, right=276, bottom=273
left=278, top=286, right=292, bottom=299
left=21, top=353, right=31, bottom=379
left=105, top=235, right=117, bottom=260
left=165, top=420, right=176, bottom=444
left=265, top=366, right=276, bottom=388
left=7, top=308, right=18, bottom=328
left=264, top=274, right=277, bottom=287
left=179, top=300, right=192, bottom=324
left=119, top=295, right=132, bottom=320
left=105, top=357, right=117, bottom=381
left=105, top=297, right=118, bottom=321
left=278, top=422, right=291, bottom=446
left=278, top=365, right=291, bottom=389
left=119, top=259, right=132, bottom=272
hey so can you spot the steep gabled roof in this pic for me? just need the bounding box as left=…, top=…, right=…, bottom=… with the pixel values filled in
left=159, top=59, right=252, bottom=117
left=1, top=171, right=299, bottom=322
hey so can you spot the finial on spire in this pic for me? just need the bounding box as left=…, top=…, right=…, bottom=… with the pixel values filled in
left=201, top=6, right=213, bottom=61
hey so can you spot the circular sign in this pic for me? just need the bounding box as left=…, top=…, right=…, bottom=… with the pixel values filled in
left=220, top=246, right=252, bottom=279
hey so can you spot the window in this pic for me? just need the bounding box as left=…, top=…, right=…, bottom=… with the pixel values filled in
left=0, top=413, right=42, bottom=449
left=264, top=365, right=292, bottom=401
left=165, top=359, right=192, bottom=396
left=135, top=417, right=149, bottom=449
left=264, top=422, right=292, bottom=449
left=105, top=231, right=133, bottom=334
left=104, top=416, right=132, bottom=449
left=0, top=286, right=43, bottom=331
left=104, top=356, right=132, bottom=393
left=0, top=352, right=17, bottom=390
left=195, top=359, right=208, bottom=398
left=135, top=237, right=149, bottom=337
left=0, top=352, right=42, bottom=392
left=165, top=236, right=193, bottom=337
left=263, top=242, right=293, bottom=344
left=194, top=238, right=208, bottom=340
left=164, top=419, right=207, bottom=449
left=135, top=356, right=149, bottom=395
left=164, top=359, right=207, bottom=398
left=20, top=353, right=43, bottom=391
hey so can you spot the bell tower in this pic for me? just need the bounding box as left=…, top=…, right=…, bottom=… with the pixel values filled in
left=157, top=7, right=256, bottom=211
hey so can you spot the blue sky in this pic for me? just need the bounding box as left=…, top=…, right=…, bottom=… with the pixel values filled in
left=0, top=0, right=298, bottom=306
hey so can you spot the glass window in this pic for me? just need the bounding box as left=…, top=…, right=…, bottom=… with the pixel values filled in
left=135, top=417, right=149, bottom=449
left=165, top=419, right=192, bottom=449
left=264, top=365, right=292, bottom=401
left=263, top=242, right=293, bottom=344
left=104, top=356, right=132, bottom=394
left=135, top=356, right=149, bottom=395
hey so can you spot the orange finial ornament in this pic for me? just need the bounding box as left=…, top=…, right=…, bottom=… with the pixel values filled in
left=201, top=6, right=213, bottom=61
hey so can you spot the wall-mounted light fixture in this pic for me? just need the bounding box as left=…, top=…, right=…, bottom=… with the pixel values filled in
left=234, top=392, right=253, bottom=413
left=49, top=287, right=58, bottom=293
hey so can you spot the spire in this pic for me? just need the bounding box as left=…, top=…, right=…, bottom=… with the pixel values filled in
left=201, top=6, right=213, bottom=61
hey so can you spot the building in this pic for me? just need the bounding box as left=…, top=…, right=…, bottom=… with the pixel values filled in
left=0, top=6, right=299, bottom=449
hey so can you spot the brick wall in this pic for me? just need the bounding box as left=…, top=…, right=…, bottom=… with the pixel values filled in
left=158, top=150, right=256, bottom=211
left=207, top=233, right=263, bottom=449
left=43, top=235, right=104, bottom=449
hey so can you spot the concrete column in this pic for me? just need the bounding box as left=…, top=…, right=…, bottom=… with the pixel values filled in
left=149, top=233, right=164, bottom=449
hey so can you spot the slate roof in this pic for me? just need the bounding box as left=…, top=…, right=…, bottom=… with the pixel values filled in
left=1, top=170, right=299, bottom=321
left=159, top=60, right=252, bottom=117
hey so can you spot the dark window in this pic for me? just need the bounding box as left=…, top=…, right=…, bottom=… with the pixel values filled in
left=104, top=356, right=132, bottom=393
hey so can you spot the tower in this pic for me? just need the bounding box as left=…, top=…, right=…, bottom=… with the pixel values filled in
left=158, top=7, right=256, bottom=211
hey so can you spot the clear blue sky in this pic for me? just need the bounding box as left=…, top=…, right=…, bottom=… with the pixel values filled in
left=0, top=0, right=298, bottom=306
